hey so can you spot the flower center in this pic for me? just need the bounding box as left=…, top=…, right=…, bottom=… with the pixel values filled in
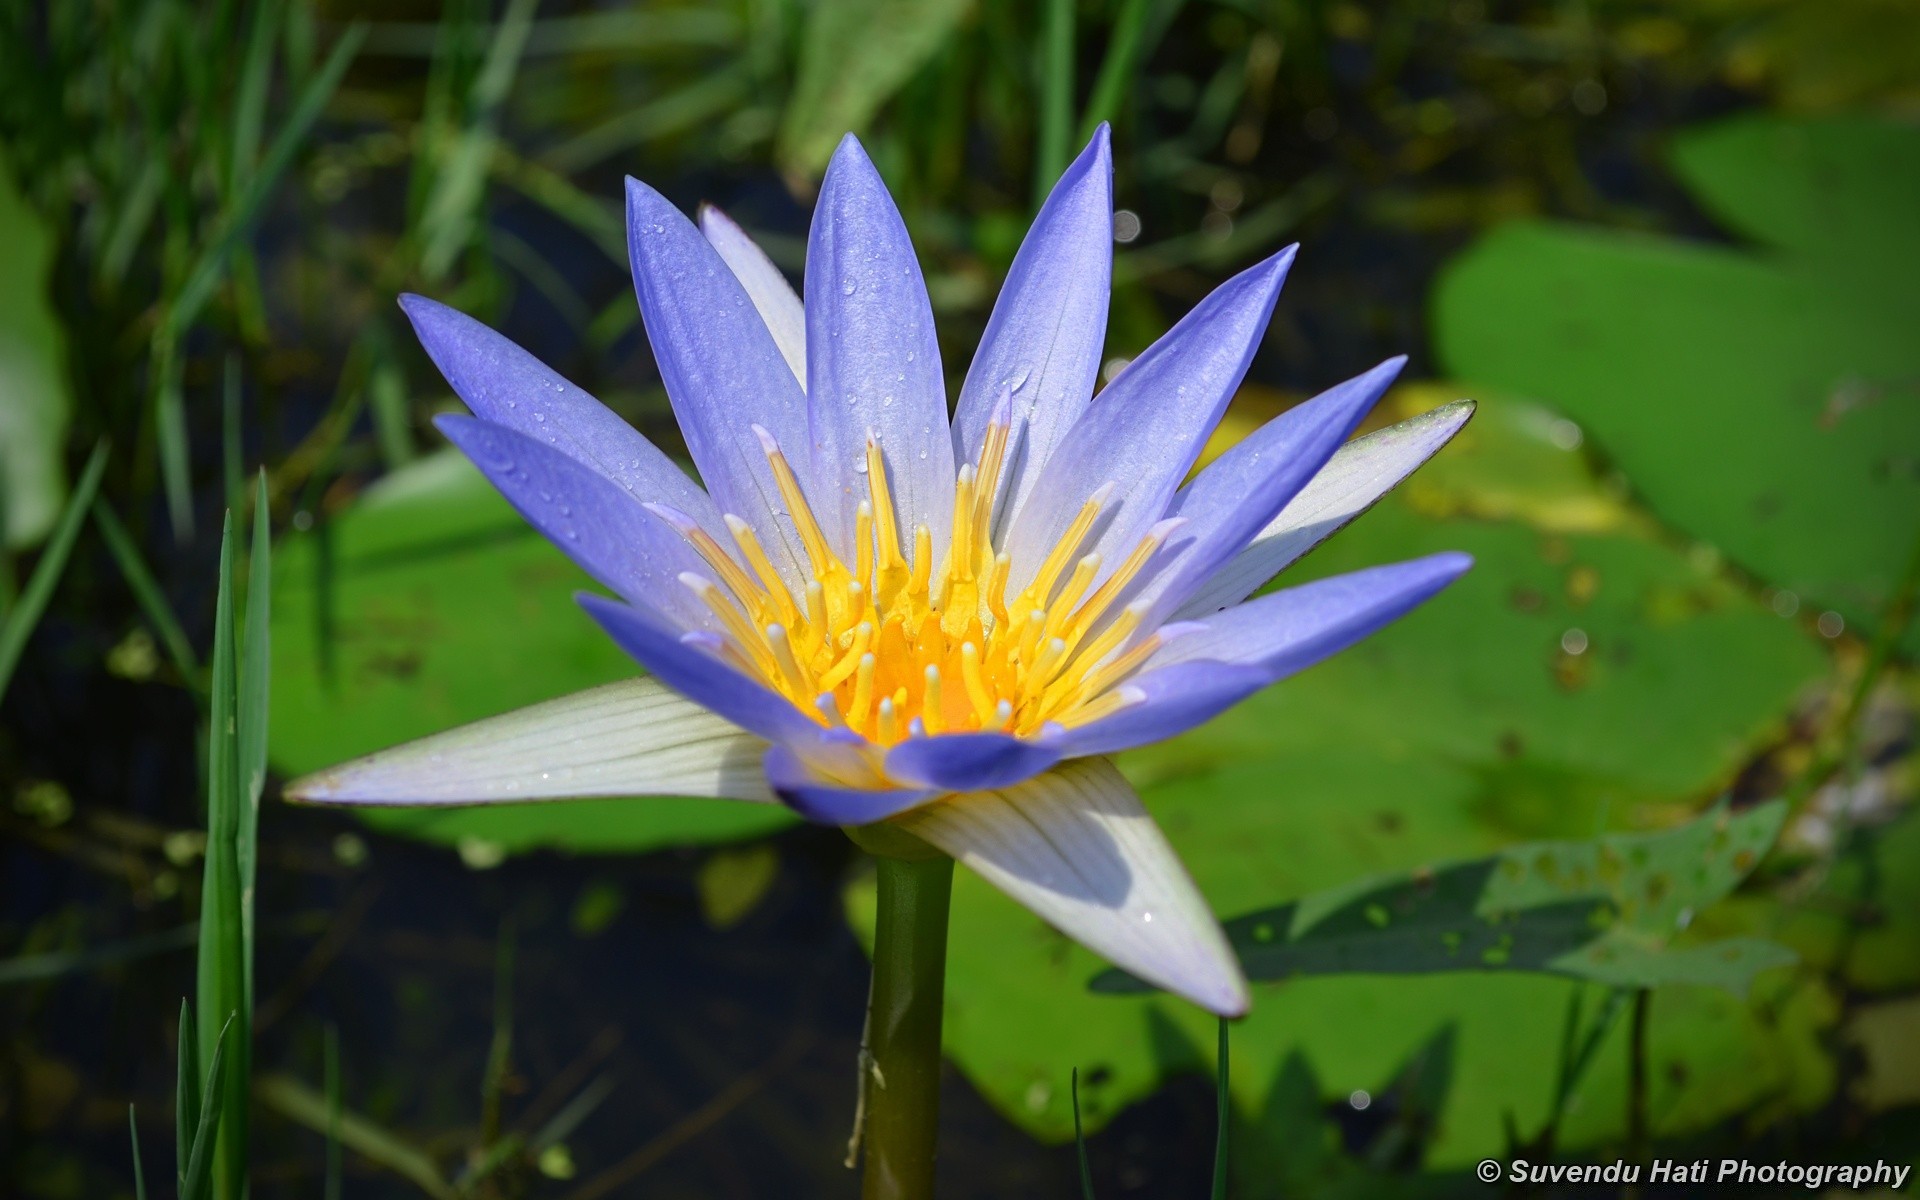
left=659, top=410, right=1176, bottom=746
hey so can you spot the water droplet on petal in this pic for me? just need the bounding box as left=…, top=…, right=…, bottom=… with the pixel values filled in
left=842, top=281, right=858, bottom=296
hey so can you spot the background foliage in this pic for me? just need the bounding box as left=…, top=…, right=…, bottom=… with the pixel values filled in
left=2, top=0, right=1916, bottom=1196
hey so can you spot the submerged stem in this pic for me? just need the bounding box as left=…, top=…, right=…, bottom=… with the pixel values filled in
left=861, top=846, right=955, bottom=1200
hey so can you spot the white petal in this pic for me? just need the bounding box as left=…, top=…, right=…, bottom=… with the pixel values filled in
left=699, top=205, right=807, bottom=387
left=284, top=678, right=773, bottom=805
left=1174, top=400, right=1474, bottom=618
left=895, top=757, right=1248, bottom=1016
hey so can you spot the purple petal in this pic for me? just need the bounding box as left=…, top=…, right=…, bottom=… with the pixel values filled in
left=1004, top=246, right=1297, bottom=598
left=437, top=414, right=719, bottom=632
left=804, top=135, right=954, bottom=564
left=952, top=126, right=1113, bottom=530
left=895, top=757, right=1248, bottom=1015
left=1060, top=553, right=1471, bottom=757
left=764, top=741, right=939, bottom=824
left=1128, top=357, right=1405, bottom=627
left=699, top=205, right=807, bottom=386
left=884, top=732, right=1063, bottom=792
left=626, top=178, right=817, bottom=588
left=1176, top=401, right=1476, bottom=617
left=1150, top=552, right=1473, bottom=675
left=1047, top=661, right=1271, bottom=758
left=578, top=593, right=820, bottom=745
left=400, top=295, right=724, bottom=536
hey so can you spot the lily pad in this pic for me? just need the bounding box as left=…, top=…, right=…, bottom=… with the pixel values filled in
left=268, top=450, right=796, bottom=853
left=849, top=388, right=1831, bottom=1163
left=1433, top=115, right=1920, bottom=648
left=1094, top=801, right=1795, bottom=996
left=0, top=155, right=72, bottom=549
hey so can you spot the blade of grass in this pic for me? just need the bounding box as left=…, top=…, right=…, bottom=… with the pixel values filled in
left=166, top=22, right=367, bottom=340
left=153, top=338, right=194, bottom=541
left=177, top=1001, right=200, bottom=1191
left=237, top=474, right=271, bottom=1019
left=196, top=512, right=248, bottom=1200
left=0, top=441, right=108, bottom=700
left=1034, top=0, right=1075, bottom=207
left=418, top=0, right=539, bottom=281
left=1078, top=0, right=1153, bottom=142
left=257, top=1074, right=456, bottom=1200
left=1070, top=1067, right=1095, bottom=1200
left=0, top=923, right=197, bottom=986
left=130, top=1105, right=149, bottom=1200
left=181, top=1014, right=236, bottom=1200
left=92, top=500, right=201, bottom=685
left=227, top=1, right=280, bottom=197
left=1210, top=1017, right=1229, bottom=1200
left=324, top=1025, right=343, bottom=1200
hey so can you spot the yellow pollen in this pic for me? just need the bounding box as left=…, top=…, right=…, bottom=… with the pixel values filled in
left=663, top=424, right=1172, bottom=747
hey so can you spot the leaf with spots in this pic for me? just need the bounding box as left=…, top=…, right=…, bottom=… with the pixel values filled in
left=1094, top=800, right=1794, bottom=996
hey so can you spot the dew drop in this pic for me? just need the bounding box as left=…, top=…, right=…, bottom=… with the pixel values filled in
left=842, top=281, right=858, bottom=296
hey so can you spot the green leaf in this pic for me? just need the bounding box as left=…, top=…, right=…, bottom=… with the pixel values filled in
left=267, top=450, right=796, bottom=854
left=257, top=1073, right=456, bottom=1200
left=181, top=1014, right=235, bottom=1200
left=776, top=0, right=973, bottom=177
left=0, top=442, right=106, bottom=699
left=0, top=155, right=71, bottom=550
left=1095, top=802, right=1794, bottom=996
left=1434, top=115, right=1920, bottom=649
left=129, top=1104, right=148, bottom=1200
left=196, top=515, right=249, bottom=1200
left=855, top=389, right=1830, bottom=1164
left=238, top=477, right=271, bottom=1015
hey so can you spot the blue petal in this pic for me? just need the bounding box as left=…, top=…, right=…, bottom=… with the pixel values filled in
left=1056, top=553, right=1472, bottom=757
left=437, top=415, right=718, bottom=632
left=952, top=126, right=1113, bottom=532
left=1047, top=661, right=1270, bottom=758
left=1127, top=357, right=1405, bottom=627
left=401, top=295, right=725, bottom=538
left=805, top=135, right=954, bottom=564
left=1004, top=246, right=1296, bottom=598
left=765, top=742, right=938, bottom=824
left=626, top=178, right=818, bottom=589
left=1175, top=401, right=1476, bottom=617
left=698, top=205, right=807, bottom=386
left=884, top=732, right=1063, bottom=792
left=1149, top=553, right=1473, bottom=675
left=578, top=594, right=820, bottom=745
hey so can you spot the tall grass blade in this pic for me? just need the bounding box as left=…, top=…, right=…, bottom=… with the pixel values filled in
left=1210, top=1016, right=1229, bottom=1200
left=181, top=1014, right=237, bottom=1200
left=167, top=22, right=367, bottom=339
left=1071, top=1067, right=1095, bottom=1200
left=419, top=0, right=540, bottom=280
left=0, top=441, right=108, bottom=700
left=92, top=500, right=201, bottom=685
left=1035, top=0, right=1075, bottom=206
left=177, top=1001, right=199, bottom=1190
left=237, top=474, right=272, bottom=1014
left=228, top=2, right=281, bottom=196
left=130, top=1104, right=149, bottom=1200
left=196, top=512, right=248, bottom=1200
left=324, top=1025, right=342, bottom=1200
left=154, top=337, right=194, bottom=541
left=1078, top=0, right=1153, bottom=142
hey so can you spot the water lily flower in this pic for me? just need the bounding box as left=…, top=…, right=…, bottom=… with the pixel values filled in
left=287, top=128, right=1472, bottom=1018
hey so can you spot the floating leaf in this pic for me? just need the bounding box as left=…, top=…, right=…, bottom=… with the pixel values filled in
left=267, top=451, right=795, bottom=854
left=1434, top=115, right=1920, bottom=648
left=1094, top=801, right=1794, bottom=996
left=0, top=156, right=71, bottom=550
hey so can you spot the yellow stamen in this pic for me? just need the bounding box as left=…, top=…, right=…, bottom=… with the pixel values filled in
left=753, top=424, right=838, bottom=578
left=960, top=641, right=996, bottom=724
left=765, top=624, right=814, bottom=699
left=921, top=665, right=945, bottom=734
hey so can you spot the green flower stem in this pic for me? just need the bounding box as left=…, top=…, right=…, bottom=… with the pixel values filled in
left=861, top=839, right=955, bottom=1200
